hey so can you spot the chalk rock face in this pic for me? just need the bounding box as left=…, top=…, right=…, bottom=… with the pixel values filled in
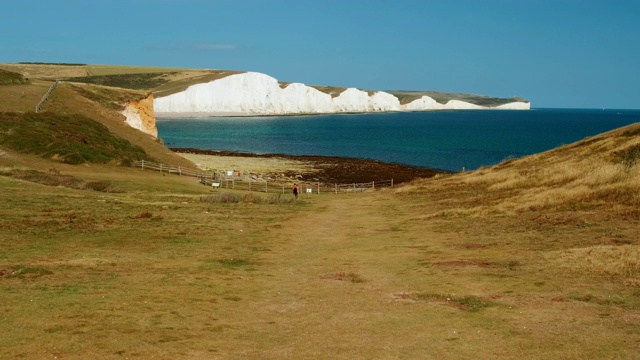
left=444, top=100, right=484, bottom=110
left=402, top=96, right=445, bottom=111
left=494, top=102, right=531, bottom=110
left=153, top=71, right=530, bottom=116
left=121, top=94, right=157, bottom=137
left=333, top=88, right=371, bottom=112
left=281, top=83, right=334, bottom=114
left=370, top=91, right=402, bottom=112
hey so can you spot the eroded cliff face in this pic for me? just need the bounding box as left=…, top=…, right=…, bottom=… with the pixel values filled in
left=153, top=71, right=530, bottom=116
left=121, top=93, right=158, bottom=138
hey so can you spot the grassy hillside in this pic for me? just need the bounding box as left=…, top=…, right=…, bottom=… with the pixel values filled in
left=0, top=112, right=151, bottom=165
left=0, top=68, right=28, bottom=85
left=1, top=118, right=639, bottom=358
left=2, top=62, right=637, bottom=357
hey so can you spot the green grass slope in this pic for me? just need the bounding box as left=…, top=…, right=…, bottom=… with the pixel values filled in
left=0, top=112, right=151, bottom=165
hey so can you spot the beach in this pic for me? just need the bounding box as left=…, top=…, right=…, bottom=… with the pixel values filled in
left=172, top=148, right=444, bottom=184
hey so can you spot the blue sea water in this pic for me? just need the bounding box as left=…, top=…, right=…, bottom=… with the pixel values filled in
left=156, top=108, right=640, bottom=172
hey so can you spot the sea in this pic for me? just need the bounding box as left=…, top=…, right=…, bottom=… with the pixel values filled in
left=156, top=108, right=640, bottom=172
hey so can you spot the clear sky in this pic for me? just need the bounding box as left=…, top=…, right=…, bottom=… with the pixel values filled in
left=1, top=0, right=638, bottom=109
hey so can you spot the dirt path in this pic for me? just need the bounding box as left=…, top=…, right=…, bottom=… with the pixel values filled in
left=213, top=192, right=448, bottom=358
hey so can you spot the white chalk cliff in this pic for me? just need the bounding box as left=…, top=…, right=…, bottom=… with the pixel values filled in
left=153, top=71, right=530, bottom=116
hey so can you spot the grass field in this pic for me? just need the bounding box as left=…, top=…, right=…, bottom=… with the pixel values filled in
left=0, top=62, right=637, bottom=359
left=2, top=124, right=640, bottom=358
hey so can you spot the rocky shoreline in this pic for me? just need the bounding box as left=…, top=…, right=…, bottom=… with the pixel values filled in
left=170, top=148, right=448, bottom=184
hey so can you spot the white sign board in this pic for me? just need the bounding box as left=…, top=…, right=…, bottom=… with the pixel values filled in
left=226, top=171, right=233, bottom=177
left=306, top=188, right=312, bottom=193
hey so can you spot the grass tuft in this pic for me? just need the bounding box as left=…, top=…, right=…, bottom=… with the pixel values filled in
left=319, top=272, right=366, bottom=283
left=613, top=144, right=640, bottom=167
left=217, top=258, right=254, bottom=270
left=1, top=265, right=53, bottom=279
left=133, top=211, right=153, bottom=219
left=408, top=293, right=498, bottom=312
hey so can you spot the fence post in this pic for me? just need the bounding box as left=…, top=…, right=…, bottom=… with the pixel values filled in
left=141, top=160, right=145, bottom=169
left=265, top=181, right=268, bottom=193
left=391, top=179, right=394, bottom=187
left=373, top=181, right=375, bottom=190
left=335, top=183, right=337, bottom=194
left=282, top=183, right=285, bottom=194
left=178, top=166, right=181, bottom=176
left=317, top=182, right=320, bottom=194
left=159, top=164, right=163, bottom=173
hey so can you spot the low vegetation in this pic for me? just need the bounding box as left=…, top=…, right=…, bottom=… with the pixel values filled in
left=65, top=72, right=176, bottom=90
left=200, top=192, right=296, bottom=204
left=0, top=69, right=28, bottom=85
left=68, top=83, right=146, bottom=111
left=0, top=111, right=151, bottom=165
left=0, top=168, right=121, bottom=192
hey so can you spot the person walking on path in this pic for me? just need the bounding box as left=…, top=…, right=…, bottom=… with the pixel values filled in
left=292, top=183, right=299, bottom=200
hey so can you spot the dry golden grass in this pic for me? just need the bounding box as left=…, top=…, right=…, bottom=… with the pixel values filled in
left=415, top=123, right=640, bottom=215
left=0, top=63, right=89, bottom=79
left=2, top=141, right=640, bottom=358
left=1, top=62, right=639, bottom=358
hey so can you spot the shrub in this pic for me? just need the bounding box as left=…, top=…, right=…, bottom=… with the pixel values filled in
left=3, top=265, right=52, bottom=278
left=133, top=211, right=153, bottom=219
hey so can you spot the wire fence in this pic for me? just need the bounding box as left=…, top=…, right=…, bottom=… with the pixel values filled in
left=131, top=160, right=393, bottom=194
left=35, top=80, right=60, bottom=113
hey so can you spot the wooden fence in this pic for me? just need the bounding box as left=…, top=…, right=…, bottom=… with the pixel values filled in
left=131, top=159, right=393, bottom=194
left=35, top=80, right=60, bottom=113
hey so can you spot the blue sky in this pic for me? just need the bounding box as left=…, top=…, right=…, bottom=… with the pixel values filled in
left=1, top=0, right=638, bottom=109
